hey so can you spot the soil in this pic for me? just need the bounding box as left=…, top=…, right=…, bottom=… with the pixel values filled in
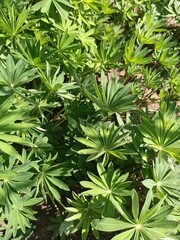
left=27, top=202, right=57, bottom=240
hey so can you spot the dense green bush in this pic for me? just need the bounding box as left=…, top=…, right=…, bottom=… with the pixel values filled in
left=0, top=0, right=179, bottom=239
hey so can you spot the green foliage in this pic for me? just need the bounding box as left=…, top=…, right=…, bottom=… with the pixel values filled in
left=0, top=55, right=37, bottom=92
left=92, top=190, right=178, bottom=240
left=0, top=5, right=32, bottom=45
left=124, top=36, right=152, bottom=65
left=38, top=62, right=78, bottom=99
left=84, top=71, right=136, bottom=117
left=32, top=0, right=73, bottom=19
left=4, top=194, right=42, bottom=238
left=64, top=193, right=101, bottom=240
left=76, top=122, right=131, bottom=163
left=142, top=159, right=180, bottom=205
left=81, top=162, right=131, bottom=216
left=0, top=0, right=179, bottom=239
left=139, top=100, right=180, bottom=160
left=34, top=153, right=71, bottom=202
left=0, top=95, right=37, bottom=160
left=135, top=9, right=164, bottom=44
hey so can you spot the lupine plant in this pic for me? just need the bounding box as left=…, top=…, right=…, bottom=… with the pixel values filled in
left=0, top=0, right=179, bottom=240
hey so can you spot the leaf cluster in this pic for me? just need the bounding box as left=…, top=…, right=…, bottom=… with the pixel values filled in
left=0, top=0, right=179, bottom=240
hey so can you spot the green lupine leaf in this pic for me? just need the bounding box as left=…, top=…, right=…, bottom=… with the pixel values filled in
left=75, top=137, right=99, bottom=149
left=148, top=205, right=174, bottom=222
left=81, top=189, right=109, bottom=196
left=92, top=218, right=133, bottom=232
left=112, top=229, right=135, bottom=240
left=23, top=197, right=43, bottom=207
left=142, top=179, right=157, bottom=189
left=82, top=217, right=90, bottom=240
left=45, top=179, right=61, bottom=201
left=139, top=190, right=153, bottom=221
left=0, top=170, right=17, bottom=180
left=78, top=148, right=103, bottom=155
left=0, top=187, right=6, bottom=205
left=141, top=197, right=165, bottom=222
left=84, top=72, right=136, bottom=116
left=0, top=122, right=38, bottom=131
left=0, top=140, right=22, bottom=160
left=46, top=176, right=70, bottom=191
left=97, top=162, right=108, bottom=187
left=65, top=213, right=82, bottom=222
left=132, top=190, right=139, bottom=221
left=87, top=172, right=107, bottom=188
left=32, top=0, right=51, bottom=12
left=146, top=220, right=178, bottom=228
left=0, top=134, right=32, bottom=147
left=80, top=181, right=106, bottom=191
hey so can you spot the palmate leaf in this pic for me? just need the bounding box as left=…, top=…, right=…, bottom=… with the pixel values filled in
left=32, top=0, right=74, bottom=19
left=38, top=61, right=78, bottom=99
left=5, top=193, right=42, bottom=238
left=0, top=159, right=35, bottom=196
left=0, top=98, right=29, bottom=121
left=139, top=99, right=180, bottom=161
left=153, top=35, right=179, bottom=68
left=143, top=67, right=163, bottom=89
left=93, top=39, right=121, bottom=71
left=142, top=159, right=180, bottom=204
left=0, top=54, right=37, bottom=89
left=56, top=29, right=80, bottom=53
left=35, top=154, right=70, bottom=202
left=135, top=10, right=165, bottom=44
left=13, top=39, right=55, bottom=69
left=78, top=28, right=96, bottom=51
left=0, top=5, right=32, bottom=44
left=124, top=36, right=152, bottom=65
left=0, top=155, right=41, bottom=239
left=165, top=0, right=180, bottom=19
left=0, top=95, right=38, bottom=159
left=76, top=122, right=132, bottom=163
left=79, top=0, right=102, bottom=13
left=154, top=48, right=179, bottom=68
left=92, top=190, right=178, bottom=240
left=65, top=193, right=101, bottom=240
left=84, top=71, right=136, bottom=116
left=80, top=162, right=131, bottom=216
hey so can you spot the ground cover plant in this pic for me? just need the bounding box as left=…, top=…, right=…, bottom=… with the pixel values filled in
left=0, top=0, right=179, bottom=239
